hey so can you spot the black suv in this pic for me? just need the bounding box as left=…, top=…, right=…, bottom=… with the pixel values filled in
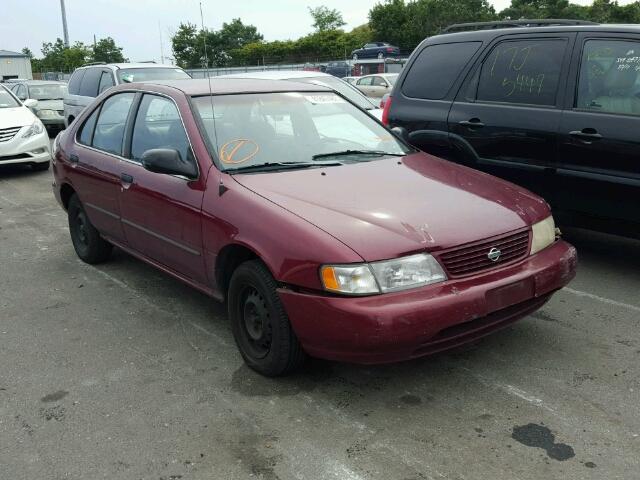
left=386, top=20, right=640, bottom=239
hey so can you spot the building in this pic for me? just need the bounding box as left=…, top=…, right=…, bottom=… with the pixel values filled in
left=351, top=57, right=407, bottom=77
left=0, top=50, right=33, bottom=81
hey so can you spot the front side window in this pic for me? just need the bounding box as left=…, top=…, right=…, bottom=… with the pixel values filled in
left=372, top=77, right=387, bottom=87
left=16, top=85, right=27, bottom=100
left=117, top=68, right=190, bottom=84
left=402, top=42, right=481, bottom=100
left=476, top=39, right=567, bottom=106
left=192, top=92, right=410, bottom=172
left=131, top=94, right=192, bottom=163
left=92, top=93, right=135, bottom=155
left=576, top=39, right=640, bottom=116
left=98, top=72, right=115, bottom=94
left=357, top=77, right=373, bottom=86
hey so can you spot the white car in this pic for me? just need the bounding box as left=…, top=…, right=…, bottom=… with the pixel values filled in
left=354, top=73, right=399, bottom=98
left=0, top=85, right=51, bottom=171
left=221, top=70, right=383, bottom=120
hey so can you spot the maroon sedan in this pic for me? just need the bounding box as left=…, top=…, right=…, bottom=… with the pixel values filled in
left=52, top=79, right=577, bottom=376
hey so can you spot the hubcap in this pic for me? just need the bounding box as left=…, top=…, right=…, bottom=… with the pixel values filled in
left=76, top=212, right=89, bottom=246
left=241, top=288, right=272, bottom=358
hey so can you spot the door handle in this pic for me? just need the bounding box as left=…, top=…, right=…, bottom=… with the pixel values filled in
left=120, top=173, right=134, bottom=184
left=69, top=153, right=79, bottom=164
left=459, top=118, right=485, bottom=128
left=569, top=129, right=602, bottom=142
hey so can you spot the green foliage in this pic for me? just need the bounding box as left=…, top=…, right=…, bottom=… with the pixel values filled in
left=308, top=6, right=347, bottom=32
left=92, top=37, right=126, bottom=63
left=21, top=47, right=33, bottom=58
left=500, top=0, right=640, bottom=22
left=171, top=19, right=264, bottom=68
left=38, top=38, right=91, bottom=71
left=370, top=0, right=497, bottom=49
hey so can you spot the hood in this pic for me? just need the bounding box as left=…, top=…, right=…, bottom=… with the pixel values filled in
left=0, top=107, right=35, bottom=129
left=34, top=99, right=64, bottom=111
left=233, top=153, right=549, bottom=262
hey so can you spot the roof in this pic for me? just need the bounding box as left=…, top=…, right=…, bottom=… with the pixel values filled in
left=433, top=23, right=640, bottom=42
left=0, top=49, right=28, bottom=58
left=16, top=80, right=66, bottom=85
left=220, top=70, right=333, bottom=80
left=78, top=62, right=182, bottom=70
left=120, top=78, right=332, bottom=96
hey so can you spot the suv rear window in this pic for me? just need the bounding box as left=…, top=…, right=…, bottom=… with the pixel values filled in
left=476, top=39, right=567, bottom=107
left=402, top=42, right=481, bottom=100
left=67, top=69, right=86, bottom=95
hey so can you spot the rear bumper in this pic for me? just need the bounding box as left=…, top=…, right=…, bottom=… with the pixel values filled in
left=278, top=240, right=577, bottom=364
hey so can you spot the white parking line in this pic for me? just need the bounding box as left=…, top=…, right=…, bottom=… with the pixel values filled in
left=563, top=287, right=640, bottom=313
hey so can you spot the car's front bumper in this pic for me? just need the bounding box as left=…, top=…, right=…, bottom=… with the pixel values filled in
left=278, top=240, right=577, bottom=364
left=0, top=126, right=51, bottom=165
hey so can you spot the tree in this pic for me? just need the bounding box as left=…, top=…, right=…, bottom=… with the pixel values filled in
left=308, top=6, right=346, bottom=32
left=92, top=37, right=126, bottom=63
left=21, top=47, right=33, bottom=58
left=219, top=18, right=263, bottom=51
left=40, top=38, right=90, bottom=71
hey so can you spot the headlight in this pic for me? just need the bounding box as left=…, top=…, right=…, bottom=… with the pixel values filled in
left=22, top=120, right=45, bottom=138
left=321, top=253, right=447, bottom=295
left=530, top=215, right=556, bottom=255
left=37, top=109, right=57, bottom=119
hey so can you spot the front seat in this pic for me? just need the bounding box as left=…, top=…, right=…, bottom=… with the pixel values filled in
left=591, top=64, right=640, bottom=115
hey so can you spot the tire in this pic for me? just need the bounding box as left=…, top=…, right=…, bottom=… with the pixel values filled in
left=228, top=260, right=306, bottom=376
left=377, top=52, right=384, bottom=59
left=32, top=161, right=50, bottom=171
left=352, top=54, right=358, bottom=60
left=67, top=194, right=112, bottom=264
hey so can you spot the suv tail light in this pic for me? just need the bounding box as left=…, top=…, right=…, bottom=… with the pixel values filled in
left=382, top=95, right=392, bottom=126
left=386, top=47, right=394, bottom=52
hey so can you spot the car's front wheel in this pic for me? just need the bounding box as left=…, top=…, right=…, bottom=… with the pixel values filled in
left=352, top=54, right=358, bottom=60
left=68, top=194, right=112, bottom=264
left=377, top=52, right=385, bottom=59
left=228, top=260, right=306, bottom=376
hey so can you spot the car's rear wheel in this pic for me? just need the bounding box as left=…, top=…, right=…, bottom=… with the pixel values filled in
left=352, top=54, right=358, bottom=60
left=68, top=194, right=112, bottom=264
left=377, top=52, right=384, bottom=59
left=32, top=161, right=50, bottom=171
left=228, top=260, right=306, bottom=376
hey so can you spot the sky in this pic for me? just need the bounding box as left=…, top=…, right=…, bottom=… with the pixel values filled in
left=1, top=0, right=632, bottom=64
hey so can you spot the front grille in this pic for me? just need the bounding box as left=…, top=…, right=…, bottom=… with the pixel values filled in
left=0, top=126, right=22, bottom=143
left=436, top=228, right=531, bottom=277
left=0, top=153, right=30, bottom=161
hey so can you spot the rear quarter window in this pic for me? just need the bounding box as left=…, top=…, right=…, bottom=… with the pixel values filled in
left=402, top=42, right=481, bottom=100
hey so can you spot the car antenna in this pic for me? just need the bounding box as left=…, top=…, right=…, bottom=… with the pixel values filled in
left=199, top=1, right=226, bottom=195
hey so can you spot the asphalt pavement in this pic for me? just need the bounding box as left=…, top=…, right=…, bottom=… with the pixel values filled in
left=1, top=161, right=639, bottom=480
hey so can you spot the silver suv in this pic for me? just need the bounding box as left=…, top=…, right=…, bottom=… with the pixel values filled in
left=63, top=63, right=190, bottom=127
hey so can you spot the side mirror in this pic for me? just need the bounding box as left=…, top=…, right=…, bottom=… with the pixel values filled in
left=141, top=148, right=198, bottom=179
left=391, top=126, right=409, bottom=142
left=23, top=98, right=37, bottom=108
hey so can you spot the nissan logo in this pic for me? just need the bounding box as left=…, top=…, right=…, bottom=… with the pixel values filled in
left=487, top=247, right=502, bottom=262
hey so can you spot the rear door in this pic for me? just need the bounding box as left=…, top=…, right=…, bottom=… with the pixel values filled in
left=118, top=92, right=207, bottom=283
left=448, top=33, right=575, bottom=201
left=356, top=76, right=373, bottom=96
left=69, top=92, right=136, bottom=242
left=369, top=76, right=391, bottom=98
left=556, top=33, right=640, bottom=231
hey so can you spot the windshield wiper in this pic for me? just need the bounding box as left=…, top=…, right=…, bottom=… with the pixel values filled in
left=312, top=149, right=405, bottom=161
left=226, top=161, right=343, bottom=174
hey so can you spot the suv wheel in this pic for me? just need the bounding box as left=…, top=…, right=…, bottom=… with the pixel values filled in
left=377, top=52, right=385, bottom=59
left=228, top=260, right=306, bottom=376
left=68, top=194, right=112, bottom=264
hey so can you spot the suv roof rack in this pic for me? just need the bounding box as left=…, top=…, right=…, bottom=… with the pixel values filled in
left=82, top=61, right=107, bottom=67
left=442, top=19, right=598, bottom=33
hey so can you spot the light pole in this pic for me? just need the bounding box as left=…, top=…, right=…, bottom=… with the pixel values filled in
left=60, top=0, right=69, bottom=47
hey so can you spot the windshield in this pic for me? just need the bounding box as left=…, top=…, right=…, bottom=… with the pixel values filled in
left=117, top=67, right=191, bottom=83
left=192, top=91, right=409, bottom=172
left=293, top=76, right=378, bottom=110
left=0, top=88, right=20, bottom=108
left=28, top=84, right=67, bottom=100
